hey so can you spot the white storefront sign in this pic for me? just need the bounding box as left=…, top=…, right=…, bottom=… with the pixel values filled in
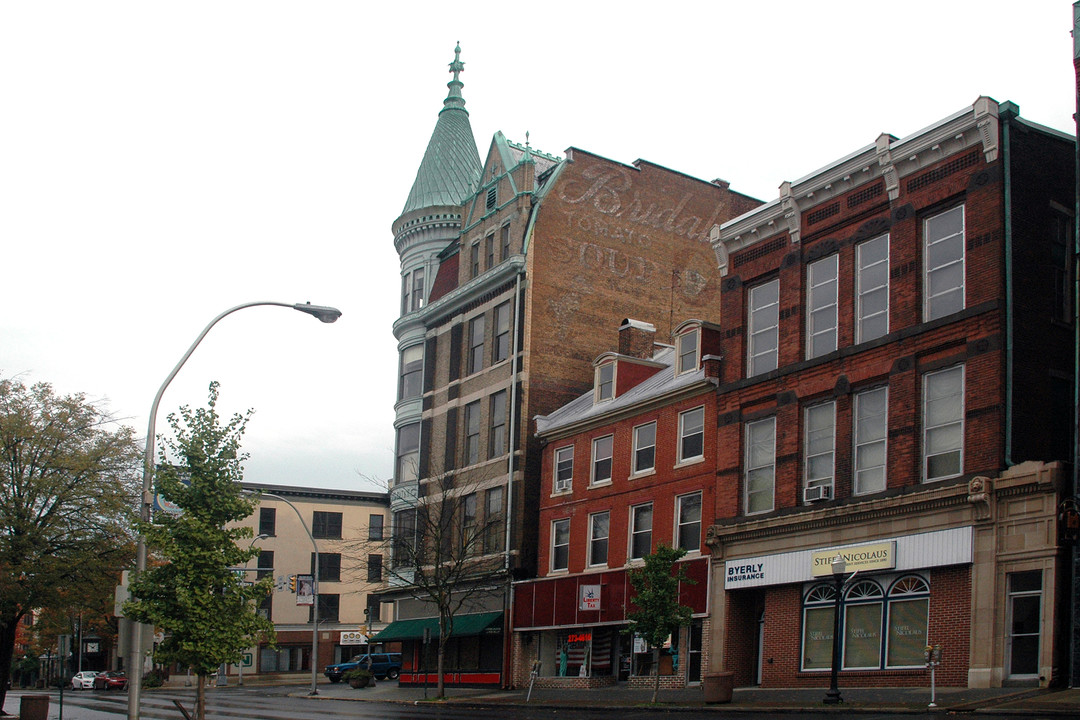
left=723, top=526, right=972, bottom=589
left=579, top=585, right=601, bottom=611
left=340, top=631, right=368, bottom=645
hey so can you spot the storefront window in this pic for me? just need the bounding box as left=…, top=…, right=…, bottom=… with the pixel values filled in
left=801, top=574, right=929, bottom=672
left=538, top=628, right=618, bottom=678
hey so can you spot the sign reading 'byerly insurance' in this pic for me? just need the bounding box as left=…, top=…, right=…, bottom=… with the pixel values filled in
left=810, top=542, right=896, bottom=577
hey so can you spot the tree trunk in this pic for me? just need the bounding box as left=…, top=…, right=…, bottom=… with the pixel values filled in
left=436, top=639, right=446, bottom=698
left=0, top=610, right=24, bottom=714
left=195, top=673, right=207, bottom=720
left=651, top=647, right=661, bottom=704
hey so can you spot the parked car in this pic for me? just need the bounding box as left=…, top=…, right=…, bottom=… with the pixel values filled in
left=93, top=671, right=128, bottom=691
left=70, top=671, right=100, bottom=690
left=324, top=653, right=402, bottom=682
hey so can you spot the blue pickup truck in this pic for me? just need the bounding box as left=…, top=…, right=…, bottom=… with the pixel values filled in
left=324, top=652, right=403, bottom=682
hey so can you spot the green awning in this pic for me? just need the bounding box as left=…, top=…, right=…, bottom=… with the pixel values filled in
left=372, top=611, right=503, bottom=642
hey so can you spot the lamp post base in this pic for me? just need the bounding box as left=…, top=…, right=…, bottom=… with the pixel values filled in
left=823, top=688, right=843, bottom=704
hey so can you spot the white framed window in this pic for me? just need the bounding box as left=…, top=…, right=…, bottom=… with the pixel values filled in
left=843, top=580, right=885, bottom=670
left=856, top=234, right=889, bottom=343
left=588, top=511, right=609, bottom=567
left=464, top=401, right=481, bottom=466
left=748, top=279, right=780, bottom=376
left=629, top=503, right=653, bottom=560
left=395, top=423, right=420, bottom=485
left=854, top=386, right=888, bottom=494
left=488, top=391, right=507, bottom=459
left=468, top=315, right=485, bottom=375
left=591, top=434, right=613, bottom=485
left=806, top=254, right=838, bottom=359
left=744, top=417, right=776, bottom=514
left=493, top=301, right=511, bottom=364
left=411, top=267, right=425, bottom=311
left=678, top=407, right=705, bottom=463
left=553, top=445, right=574, bottom=493
left=676, top=492, right=702, bottom=553
left=803, top=401, right=835, bottom=501
left=676, top=329, right=699, bottom=375
left=398, top=344, right=424, bottom=401
left=595, top=362, right=614, bottom=402
left=632, top=421, right=656, bottom=475
left=923, top=365, right=964, bottom=481
left=551, top=518, right=570, bottom=572
left=923, top=205, right=965, bottom=321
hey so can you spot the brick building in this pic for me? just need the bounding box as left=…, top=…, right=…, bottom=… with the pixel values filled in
left=511, top=319, right=720, bottom=689
left=379, top=46, right=758, bottom=687
left=707, top=97, right=1074, bottom=689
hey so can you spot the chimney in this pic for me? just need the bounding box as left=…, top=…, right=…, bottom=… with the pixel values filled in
left=619, top=319, right=656, bottom=359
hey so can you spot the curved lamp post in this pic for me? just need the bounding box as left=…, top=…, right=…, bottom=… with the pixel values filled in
left=127, top=301, right=341, bottom=720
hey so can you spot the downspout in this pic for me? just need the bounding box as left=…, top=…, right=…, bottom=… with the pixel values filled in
left=502, top=268, right=524, bottom=688
left=1071, top=1, right=1080, bottom=688
left=1002, top=103, right=1015, bottom=467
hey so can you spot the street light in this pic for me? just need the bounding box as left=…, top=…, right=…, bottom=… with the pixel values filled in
left=126, top=300, right=341, bottom=720
left=823, top=554, right=848, bottom=705
left=253, top=492, right=321, bottom=697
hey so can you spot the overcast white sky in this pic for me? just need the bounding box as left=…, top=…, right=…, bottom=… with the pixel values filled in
left=1, top=2, right=1075, bottom=492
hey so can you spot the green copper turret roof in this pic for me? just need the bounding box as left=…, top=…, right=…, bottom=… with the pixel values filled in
left=400, top=44, right=483, bottom=215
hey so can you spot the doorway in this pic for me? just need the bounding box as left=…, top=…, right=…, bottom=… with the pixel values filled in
left=1005, top=570, right=1041, bottom=681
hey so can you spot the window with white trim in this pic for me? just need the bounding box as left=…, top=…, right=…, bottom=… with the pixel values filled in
left=856, top=234, right=889, bottom=343
left=411, top=267, right=425, bottom=311
left=748, top=279, right=780, bottom=376
left=854, top=386, right=887, bottom=495
left=464, top=401, right=481, bottom=466
left=676, top=329, right=699, bottom=375
left=923, top=205, right=965, bottom=321
left=488, top=391, right=507, bottom=459
left=468, top=315, right=485, bottom=375
left=396, top=423, right=419, bottom=485
left=744, top=417, right=775, bottom=514
left=398, top=345, right=424, bottom=401
left=551, top=518, right=570, bottom=572
left=676, top=492, right=702, bottom=552
left=588, top=511, right=609, bottom=567
left=923, top=365, right=964, bottom=481
left=803, top=401, right=835, bottom=498
left=596, top=362, right=614, bottom=402
left=807, top=254, right=838, bottom=359
left=629, top=503, right=653, bottom=560
left=554, top=445, right=574, bottom=493
left=591, top=434, right=613, bottom=485
left=678, top=407, right=705, bottom=463
left=632, top=421, right=656, bottom=475
left=493, top=302, right=511, bottom=364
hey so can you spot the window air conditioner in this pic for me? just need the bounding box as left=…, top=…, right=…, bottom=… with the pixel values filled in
left=804, top=484, right=833, bottom=503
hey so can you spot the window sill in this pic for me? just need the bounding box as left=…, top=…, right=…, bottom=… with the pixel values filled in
left=551, top=489, right=573, bottom=498
left=589, top=480, right=613, bottom=489
left=629, top=469, right=656, bottom=481
left=674, top=456, right=705, bottom=470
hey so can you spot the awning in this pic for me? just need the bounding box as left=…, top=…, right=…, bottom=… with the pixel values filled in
left=372, top=611, right=503, bottom=642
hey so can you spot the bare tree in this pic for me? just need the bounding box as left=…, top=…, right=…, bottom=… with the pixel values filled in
left=349, top=470, right=507, bottom=698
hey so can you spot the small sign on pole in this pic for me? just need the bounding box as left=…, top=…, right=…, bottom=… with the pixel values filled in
left=296, top=575, right=314, bottom=606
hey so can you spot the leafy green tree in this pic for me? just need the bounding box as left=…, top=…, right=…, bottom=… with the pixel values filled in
left=0, top=377, right=140, bottom=709
left=125, top=382, right=273, bottom=720
left=626, top=544, right=695, bottom=704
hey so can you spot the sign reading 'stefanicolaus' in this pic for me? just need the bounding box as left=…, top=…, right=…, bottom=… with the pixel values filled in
left=722, top=528, right=971, bottom=590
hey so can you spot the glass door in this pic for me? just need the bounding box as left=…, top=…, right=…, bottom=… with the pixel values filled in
left=1006, top=571, right=1041, bottom=679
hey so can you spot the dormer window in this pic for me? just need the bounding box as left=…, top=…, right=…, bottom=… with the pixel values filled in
left=595, top=362, right=614, bottom=402
left=676, top=329, right=699, bottom=375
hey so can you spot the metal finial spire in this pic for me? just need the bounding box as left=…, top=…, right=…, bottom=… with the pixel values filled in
left=449, top=42, right=464, bottom=82
left=443, top=42, right=467, bottom=113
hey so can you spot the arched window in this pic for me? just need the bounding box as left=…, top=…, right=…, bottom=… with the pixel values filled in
left=801, top=574, right=930, bottom=672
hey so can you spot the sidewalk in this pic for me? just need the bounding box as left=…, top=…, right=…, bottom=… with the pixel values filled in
left=291, top=677, right=1080, bottom=715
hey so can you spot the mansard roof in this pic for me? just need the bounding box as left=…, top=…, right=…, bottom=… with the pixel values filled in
left=400, top=44, right=483, bottom=216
